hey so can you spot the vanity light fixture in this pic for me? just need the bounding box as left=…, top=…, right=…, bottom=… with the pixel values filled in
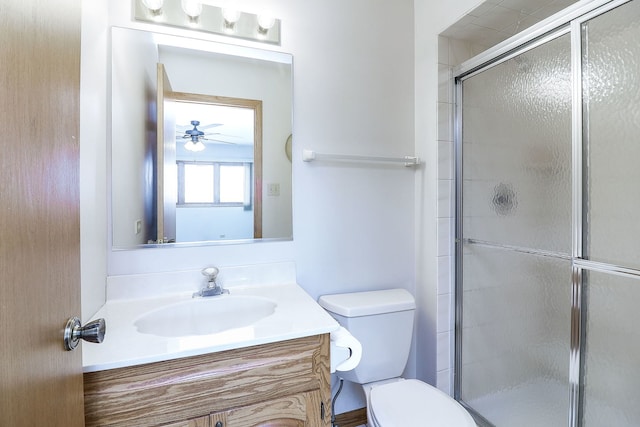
left=141, top=0, right=164, bottom=15
left=181, top=0, right=202, bottom=20
left=133, top=0, right=281, bottom=45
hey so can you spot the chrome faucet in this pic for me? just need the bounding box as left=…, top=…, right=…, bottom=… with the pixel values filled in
left=193, top=267, right=228, bottom=298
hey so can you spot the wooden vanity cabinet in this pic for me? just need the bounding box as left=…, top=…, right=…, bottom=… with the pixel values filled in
left=84, top=334, right=331, bottom=427
left=160, top=416, right=209, bottom=427
left=209, top=390, right=324, bottom=426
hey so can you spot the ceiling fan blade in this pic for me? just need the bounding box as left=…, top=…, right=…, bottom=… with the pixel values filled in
left=199, top=123, right=224, bottom=130
left=174, top=134, right=237, bottom=144
left=202, top=132, right=242, bottom=138
left=210, top=140, right=238, bottom=145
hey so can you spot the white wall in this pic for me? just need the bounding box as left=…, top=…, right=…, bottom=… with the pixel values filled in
left=80, top=0, right=489, bottom=416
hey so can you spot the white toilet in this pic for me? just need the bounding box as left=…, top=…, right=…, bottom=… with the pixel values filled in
left=319, top=289, right=476, bottom=427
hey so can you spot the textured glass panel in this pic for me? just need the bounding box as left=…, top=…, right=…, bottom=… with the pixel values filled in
left=582, top=270, right=640, bottom=426
left=462, top=34, right=572, bottom=254
left=461, top=244, right=571, bottom=426
left=584, top=0, right=640, bottom=269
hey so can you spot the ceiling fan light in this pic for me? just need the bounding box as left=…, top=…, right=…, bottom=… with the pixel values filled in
left=185, top=139, right=205, bottom=152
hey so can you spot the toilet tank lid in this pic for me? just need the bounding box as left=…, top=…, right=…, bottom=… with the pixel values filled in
left=318, top=289, right=415, bottom=317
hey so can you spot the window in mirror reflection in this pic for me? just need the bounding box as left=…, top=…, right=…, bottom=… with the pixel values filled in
left=182, top=163, right=214, bottom=203
left=219, top=164, right=247, bottom=204
left=178, top=162, right=250, bottom=206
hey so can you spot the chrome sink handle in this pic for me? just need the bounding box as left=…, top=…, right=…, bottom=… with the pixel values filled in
left=194, top=267, right=228, bottom=297
left=202, top=267, right=220, bottom=284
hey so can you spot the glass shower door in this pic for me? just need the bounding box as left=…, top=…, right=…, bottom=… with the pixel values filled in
left=581, top=1, right=640, bottom=425
left=457, top=32, right=573, bottom=426
left=456, top=1, right=640, bottom=425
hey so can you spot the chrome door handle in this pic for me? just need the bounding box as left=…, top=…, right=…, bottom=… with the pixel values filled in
left=64, top=317, right=106, bottom=351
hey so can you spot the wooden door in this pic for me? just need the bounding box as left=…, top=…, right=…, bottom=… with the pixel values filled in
left=0, top=0, right=84, bottom=425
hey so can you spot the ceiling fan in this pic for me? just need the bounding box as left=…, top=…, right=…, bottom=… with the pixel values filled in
left=177, top=120, right=238, bottom=152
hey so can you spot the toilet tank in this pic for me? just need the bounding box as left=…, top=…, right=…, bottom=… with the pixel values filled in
left=318, top=289, right=416, bottom=384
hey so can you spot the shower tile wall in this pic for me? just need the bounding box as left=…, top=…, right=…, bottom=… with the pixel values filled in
left=436, top=36, right=485, bottom=394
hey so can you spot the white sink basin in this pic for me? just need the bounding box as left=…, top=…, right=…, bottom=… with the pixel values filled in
left=134, top=295, right=277, bottom=337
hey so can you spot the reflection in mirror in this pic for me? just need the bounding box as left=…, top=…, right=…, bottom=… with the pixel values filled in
left=110, top=27, right=292, bottom=249
left=157, top=91, right=263, bottom=243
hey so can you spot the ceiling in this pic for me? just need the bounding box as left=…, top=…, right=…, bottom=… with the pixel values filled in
left=441, top=0, right=579, bottom=48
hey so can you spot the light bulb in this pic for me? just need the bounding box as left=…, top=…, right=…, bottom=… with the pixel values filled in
left=222, top=8, right=241, bottom=33
left=222, top=8, right=240, bottom=24
left=142, top=0, right=163, bottom=13
left=257, top=13, right=276, bottom=33
left=181, top=0, right=202, bottom=19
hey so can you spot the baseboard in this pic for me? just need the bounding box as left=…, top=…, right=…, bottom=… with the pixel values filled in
left=334, top=407, right=367, bottom=427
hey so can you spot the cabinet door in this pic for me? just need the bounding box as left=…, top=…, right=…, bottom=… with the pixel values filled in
left=211, top=390, right=326, bottom=427
left=161, top=416, right=210, bottom=427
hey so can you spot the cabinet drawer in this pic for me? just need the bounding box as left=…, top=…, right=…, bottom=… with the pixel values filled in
left=211, top=390, right=325, bottom=427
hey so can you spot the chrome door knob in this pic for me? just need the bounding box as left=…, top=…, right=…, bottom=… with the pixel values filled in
left=64, top=317, right=106, bottom=351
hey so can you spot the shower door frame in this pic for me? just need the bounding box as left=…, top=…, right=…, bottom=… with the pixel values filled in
left=452, top=0, right=636, bottom=426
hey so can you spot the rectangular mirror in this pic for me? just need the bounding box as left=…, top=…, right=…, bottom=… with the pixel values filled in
left=110, top=27, right=293, bottom=249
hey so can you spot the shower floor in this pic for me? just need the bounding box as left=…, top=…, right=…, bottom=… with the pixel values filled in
left=466, top=378, right=631, bottom=427
left=466, top=378, right=568, bottom=427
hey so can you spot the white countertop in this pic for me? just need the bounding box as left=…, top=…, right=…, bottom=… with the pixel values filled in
left=82, top=282, right=339, bottom=372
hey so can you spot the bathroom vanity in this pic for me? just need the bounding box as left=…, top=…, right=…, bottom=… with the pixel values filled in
left=84, top=334, right=330, bottom=426
left=82, top=265, right=338, bottom=427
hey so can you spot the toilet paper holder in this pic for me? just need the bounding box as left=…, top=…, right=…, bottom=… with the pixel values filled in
left=330, top=326, right=362, bottom=373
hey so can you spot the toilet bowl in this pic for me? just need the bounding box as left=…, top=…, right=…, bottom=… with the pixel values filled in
left=365, top=379, right=475, bottom=427
left=319, top=289, right=475, bottom=427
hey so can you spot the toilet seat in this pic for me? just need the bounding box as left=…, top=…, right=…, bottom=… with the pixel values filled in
left=369, top=379, right=475, bottom=427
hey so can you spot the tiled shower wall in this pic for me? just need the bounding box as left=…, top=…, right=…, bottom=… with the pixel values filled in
left=435, top=36, right=487, bottom=395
